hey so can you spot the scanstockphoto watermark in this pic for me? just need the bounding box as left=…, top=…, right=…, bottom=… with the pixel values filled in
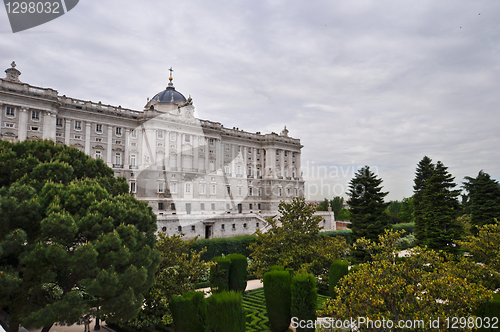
left=3, top=0, right=79, bottom=33
left=301, top=161, right=379, bottom=198
left=291, top=316, right=499, bottom=330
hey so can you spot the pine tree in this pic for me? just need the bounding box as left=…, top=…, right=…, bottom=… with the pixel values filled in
left=420, top=161, right=463, bottom=253
left=413, top=156, right=434, bottom=244
left=463, top=171, right=500, bottom=232
left=347, top=166, right=389, bottom=261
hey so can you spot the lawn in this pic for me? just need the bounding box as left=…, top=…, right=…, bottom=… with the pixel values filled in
left=242, top=288, right=330, bottom=332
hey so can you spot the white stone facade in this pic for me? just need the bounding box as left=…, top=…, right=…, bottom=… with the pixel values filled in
left=0, top=62, right=317, bottom=239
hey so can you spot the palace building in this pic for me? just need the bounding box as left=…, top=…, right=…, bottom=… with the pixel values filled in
left=0, top=62, right=335, bottom=238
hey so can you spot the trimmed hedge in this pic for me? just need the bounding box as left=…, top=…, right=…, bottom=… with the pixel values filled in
left=206, top=291, right=246, bottom=332
left=170, top=291, right=206, bottom=332
left=475, top=293, right=500, bottom=331
left=291, top=273, right=317, bottom=332
left=319, top=230, right=352, bottom=244
left=210, top=256, right=232, bottom=293
left=190, top=235, right=257, bottom=261
left=227, top=253, right=248, bottom=292
left=264, top=269, right=293, bottom=332
left=329, top=260, right=349, bottom=298
left=391, top=222, right=415, bottom=234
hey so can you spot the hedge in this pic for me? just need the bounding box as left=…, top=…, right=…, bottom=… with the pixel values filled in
left=291, top=273, right=317, bottom=332
left=206, top=291, right=246, bottom=332
left=264, top=269, right=293, bottom=332
left=391, top=222, right=415, bottom=234
left=329, top=260, right=349, bottom=298
left=190, top=235, right=257, bottom=261
left=226, top=253, right=248, bottom=292
left=210, top=256, right=232, bottom=293
left=319, top=230, right=352, bottom=244
left=475, top=293, right=500, bottom=331
left=170, top=291, right=206, bottom=332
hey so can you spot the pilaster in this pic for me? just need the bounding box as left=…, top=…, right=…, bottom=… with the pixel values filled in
left=124, top=129, right=130, bottom=168
left=65, top=119, right=71, bottom=145
left=18, top=108, right=28, bottom=141
left=107, top=126, right=113, bottom=166
left=85, top=123, right=91, bottom=155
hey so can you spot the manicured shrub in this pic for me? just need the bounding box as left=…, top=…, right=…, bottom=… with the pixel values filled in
left=264, top=270, right=292, bottom=332
left=319, top=230, right=352, bottom=244
left=206, top=291, right=246, bottom=332
left=475, top=293, right=500, bottom=331
left=329, top=260, right=349, bottom=298
left=210, top=256, right=231, bottom=293
left=190, top=235, right=257, bottom=261
left=391, top=222, right=415, bottom=234
left=227, top=253, right=248, bottom=292
left=291, top=273, right=317, bottom=332
left=170, top=291, right=206, bottom=332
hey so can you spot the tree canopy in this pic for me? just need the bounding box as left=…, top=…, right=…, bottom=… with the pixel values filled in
left=0, top=140, right=160, bottom=332
left=248, top=197, right=348, bottom=280
left=463, top=170, right=500, bottom=232
left=347, top=166, right=389, bottom=261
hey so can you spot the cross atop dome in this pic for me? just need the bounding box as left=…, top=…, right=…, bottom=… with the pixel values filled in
left=168, top=67, right=174, bottom=87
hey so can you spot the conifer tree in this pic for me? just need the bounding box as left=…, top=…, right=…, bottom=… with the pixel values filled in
left=463, top=171, right=500, bottom=232
left=413, top=156, right=434, bottom=244
left=420, top=161, right=462, bottom=252
left=347, top=166, right=389, bottom=261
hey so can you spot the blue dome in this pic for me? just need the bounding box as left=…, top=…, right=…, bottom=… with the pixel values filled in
left=152, top=86, right=187, bottom=104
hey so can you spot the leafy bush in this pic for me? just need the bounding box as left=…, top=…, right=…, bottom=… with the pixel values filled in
left=264, top=269, right=292, bottom=332
left=191, top=235, right=257, bottom=261
left=329, top=260, right=349, bottom=298
left=291, top=273, right=317, bottom=332
left=227, top=253, right=248, bottom=292
left=170, top=291, right=206, bottom=332
left=396, top=233, right=416, bottom=249
left=206, top=291, right=246, bottom=332
left=210, top=256, right=232, bottom=293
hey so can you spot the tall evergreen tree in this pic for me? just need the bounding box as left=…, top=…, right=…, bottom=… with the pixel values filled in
left=420, top=161, right=463, bottom=253
left=413, top=156, right=435, bottom=244
left=463, top=171, right=500, bottom=231
left=347, top=166, right=389, bottom=261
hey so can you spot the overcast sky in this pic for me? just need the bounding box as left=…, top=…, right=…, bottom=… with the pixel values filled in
left=1, top=0, right=499, bottom=201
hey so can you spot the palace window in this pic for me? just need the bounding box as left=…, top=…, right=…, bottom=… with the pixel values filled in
left=249, top=188, right=253, bottom=196
left=96, top=124, right=103, bottom=133
left=212, top=203, right=216, bottom=211
left=211, top=184, right=216, bottom=195
left=74, top=121, right=82, bottom=130
left=130, top=154, right=136, bottom=166
left=5, top=123, right=14, bottom=128
left=185, top=134, right=190, bottom=142
left=115, top=152, right=121, bottom=165
left=95, top=138, right=102, bottom=142
left=95, top=150, right=102, bottom=159
left=56, top=118, right=63, bottom=127
left=200, top=203, right=205, bottom=210
left=171, top=183, right=177, bottom=193
left=131, top=130, right=137, bottom=138
left=158, top=202, right=164, bottom=210
left=209, top=138, right=214, bottom=146
left=185, top=183, right=191, bottom=194
left=157, top=130, right=164, bottom=139
left=130, top=182, right=136, bottom=193
left=31, top=110, right=40, bottom=120
left=116, top=127, right=122, bottom=136
left=158, top=182, right=164, bottom=193
left=6, top=107, right=15, bottom=116
left=200, top=184, right=206, bottom=194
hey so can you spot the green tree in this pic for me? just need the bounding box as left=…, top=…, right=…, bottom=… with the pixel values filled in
left=248, top=197, right=348, bottom=280
left=0, top=140, right=159, bottom=332
left=321, top=230, right=492, bottom=330
left=127, top=233, right=211, bottom=329
left=398, top=196, right=414, bottom=224
left=413, top=156, right=434, bottom=243
left=347, top=166, right=389, bottom=261
left=387, top=200, right=402, bottom=224
left=316, top=197, right=344, bottom=218
left=421, top=161, right=463, bottom=253
left=463, top=171, right=500, bottom=232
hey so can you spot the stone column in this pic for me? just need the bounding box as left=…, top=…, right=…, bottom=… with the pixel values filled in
left=107, top=126, right=113, bottom=166
left=65, top=119, right=71, bottom=145
left=204, top=138, right=209, bottom=171
left=138, top=127, right=143, bottom=167
left=243, top=145, right=248, bottom=177
left=176, top=132, right=182, bottom=170
left=215, top=139, right=222, bottom=173
left=124, top=129, right=130, bottom=168
left=85, top=123, right=91, bottom=155
left=18, top=108, right=28, bottom=141
left=193, top=134, right=199, bottom=172
left=280, top=150, right=285, bottom=179
left=165, top=131, right=171, bottom=170
left=43, top=110, right=56, bottom=141
left=253, top=148, right=257, bottom=177
left=231, top=144, right=236, bottom=176
left=297, top=152, right=302, bottom=179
